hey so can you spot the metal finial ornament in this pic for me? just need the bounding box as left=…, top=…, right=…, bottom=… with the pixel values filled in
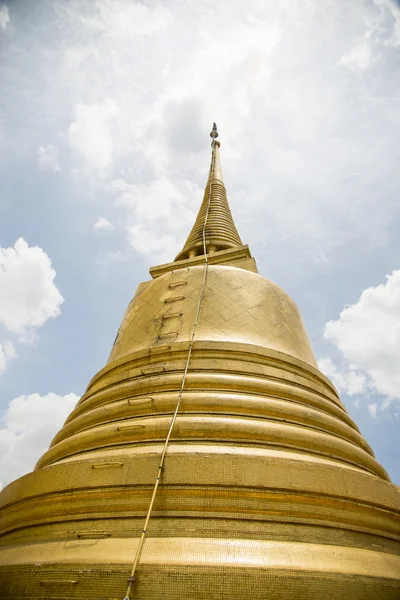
left=210, top=122, right=218, bottom=139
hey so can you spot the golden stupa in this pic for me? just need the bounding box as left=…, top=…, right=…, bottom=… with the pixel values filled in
left=0, top=126, right=399, bottom=600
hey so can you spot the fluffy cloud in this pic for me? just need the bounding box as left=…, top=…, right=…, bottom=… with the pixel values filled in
left=0, top=393, right=79, bottom=489
left=94, top=250, right=123, bottom=267
left=98, top=0, right=399, bottom=264
left=317, top=357, right=366, bottom=396
left=68, top=99, right=119, bottom=170
left=37, top=143, right=60, bottom=171
left=0, top=4, right=9, bottom=31
left=0, top=341, right=16, bottom=375
left=94, top=217, right=114, bottom=232
left=321, top=269, right=400, bottom=407
left=2, top=0, right=400, bottom=268
left=368, top=403, right=378, bottom=418
left=112, top=177, right=198, bottom=262
left=131, top=22, right=282, bottom=177
left=339, top=35, right=374, bottom=70
left=375, top=0, right=400, bottom=45
left=128, top=224, right=180, bottom=263
left=77, top=0, right=174, bottom=39
left=0, top=239, right=64, bottom=340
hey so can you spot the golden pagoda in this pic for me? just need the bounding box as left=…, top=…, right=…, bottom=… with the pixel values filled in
left=0, top=125, right=399, bottom=600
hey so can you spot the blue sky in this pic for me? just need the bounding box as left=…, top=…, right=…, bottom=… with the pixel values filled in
left=0, top=0, right=399, bottom=488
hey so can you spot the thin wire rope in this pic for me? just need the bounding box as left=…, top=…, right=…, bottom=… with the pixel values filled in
left=123, top=140, right=217, bottom=600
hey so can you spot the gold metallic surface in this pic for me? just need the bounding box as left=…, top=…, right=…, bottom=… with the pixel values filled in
left=175, top=141, right=242, bottom=261
left=107, top=266, right=318, bottom=368
left=0, top=137, right=399, bottom=599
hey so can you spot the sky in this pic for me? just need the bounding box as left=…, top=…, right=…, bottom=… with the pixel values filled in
left=0, top=0, right=399, bottom=489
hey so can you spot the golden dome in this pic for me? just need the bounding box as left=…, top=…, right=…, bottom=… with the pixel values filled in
left=108, top=265, right=317, bottom=368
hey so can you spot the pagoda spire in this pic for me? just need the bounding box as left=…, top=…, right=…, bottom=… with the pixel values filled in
left=175, top=124, right=243, bottom=261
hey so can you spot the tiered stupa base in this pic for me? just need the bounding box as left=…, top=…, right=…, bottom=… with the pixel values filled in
left=1, top=340, right=399, bottom=599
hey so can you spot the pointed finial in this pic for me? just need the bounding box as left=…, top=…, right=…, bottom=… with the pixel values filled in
left=210, top=122, right=219, bottom=145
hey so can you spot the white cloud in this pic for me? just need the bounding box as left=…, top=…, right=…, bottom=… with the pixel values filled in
left=68, top=98, right=119, bottom=170
left=2, top=0, right=400, bottom=270
left=0, top=4, right=9, bottom=31
left=0, top=341, right=16, bottom=375
left=91, top=1, right=398, bottom=267
left=368, top=403, right=378, bottom=418
left=323, top=269, right=400, bottom=405
left=94, top=250, right=123, bottom=267
left=340, top=36, right=374, bottom=70
left=374, top=0, right=400, bottom=45
left=112, top=177, right=198, bottom=262
left=94, top=217, right=114, bottom=232
left=132, top=23, right=282, bottom=176
left=37, top=143, right=60, bottom=171
left=318, top=357, right=366, bottom=396
left=0, top=238, right=64, bottom=341
left=78, top=0, right=174, bottom=40
left=0, top=392, right=79, bottom=489
left=128, top=223, right=180, bottom=262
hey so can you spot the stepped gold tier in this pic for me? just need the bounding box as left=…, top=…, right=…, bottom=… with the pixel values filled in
left=0, top=133, right=399, bottom=599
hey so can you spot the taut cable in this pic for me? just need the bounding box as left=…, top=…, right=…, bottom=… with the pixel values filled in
left=123, top=125, right=218, bottom=600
